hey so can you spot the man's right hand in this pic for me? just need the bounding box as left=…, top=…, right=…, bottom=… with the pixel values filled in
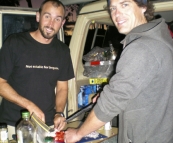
left=92, top=93, right=100, bottom=103
left=65, top=128, right=82, bottom=143
left=27, top=102, right=45, bottom=122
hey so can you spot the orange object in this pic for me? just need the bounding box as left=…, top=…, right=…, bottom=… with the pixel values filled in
left=54, top=131, right=64, bottom=142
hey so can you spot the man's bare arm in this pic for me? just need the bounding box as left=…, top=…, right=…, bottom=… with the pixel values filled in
left=54, top=80, right=68, bottom=130
left=65, top=110, right=105, bottom=142
left=55, top=80, right=68, bottom=112
left=0, top=77, right=45, bottom=122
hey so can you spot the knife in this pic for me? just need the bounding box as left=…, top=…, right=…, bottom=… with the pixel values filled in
left=65, top=102, right=95, bottom=122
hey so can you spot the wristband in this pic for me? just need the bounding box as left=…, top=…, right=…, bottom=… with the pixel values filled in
left=54, top=112, right=65, bottom=117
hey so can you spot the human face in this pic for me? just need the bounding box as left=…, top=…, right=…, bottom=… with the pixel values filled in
left=109, top=0, right=147, bottom=35
left=36, top=1, right=65, bottom=39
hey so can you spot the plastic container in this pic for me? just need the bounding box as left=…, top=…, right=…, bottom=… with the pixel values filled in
left=83, top=60, right=115, bottom=78
left=0, top=123, right=8, bottom=143
left=78, top=85, right=97, bottom=108
left=16, top=111, right=36, bottom=143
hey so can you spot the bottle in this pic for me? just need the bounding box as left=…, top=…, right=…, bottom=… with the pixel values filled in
left=44, top=137, right=54, bottom=143
left=78, top=86, right=84, bottom=108
left=104, top=121, right=112, bottom=130
left=16, top=111, right=36, bottom=143
left=109, top=41, right=116, bottom=60
left=0, top=123, right=8, bottom=143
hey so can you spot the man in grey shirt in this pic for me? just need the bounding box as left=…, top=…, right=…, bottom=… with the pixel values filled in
left=65, top=0, right=173, bottom=142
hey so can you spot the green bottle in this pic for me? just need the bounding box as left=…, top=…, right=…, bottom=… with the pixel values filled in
left=44, top=137, right=54, bottom=143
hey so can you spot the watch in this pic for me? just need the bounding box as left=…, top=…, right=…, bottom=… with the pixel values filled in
left=54, top=112, right=65, bottom=117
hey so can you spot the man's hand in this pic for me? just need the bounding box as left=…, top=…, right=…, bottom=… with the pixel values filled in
left=92, top=93, right=100, bottom=103
left=27, top=102, right=45, bottom=122
left=65, top=128, right=82, bottom=143
left=54, top=114, right=66, bottom=131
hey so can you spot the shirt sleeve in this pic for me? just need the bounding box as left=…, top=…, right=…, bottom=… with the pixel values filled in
left=94, top=41, right=160, bottom=122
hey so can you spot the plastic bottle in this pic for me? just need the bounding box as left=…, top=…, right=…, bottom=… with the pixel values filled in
left=16, top=111, right=36, bottom=143
left=104, top=121, right=112, bottom=130
left=44, top=137, right=54, bottom=143
left=78, top=86, right=84, bottom=108
left=109, top=42, right=116, bottom=60
left=0, top=123, right=8, bottom=143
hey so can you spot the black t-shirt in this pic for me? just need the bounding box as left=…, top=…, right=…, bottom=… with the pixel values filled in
left=0, top=32, right=74, bottom=126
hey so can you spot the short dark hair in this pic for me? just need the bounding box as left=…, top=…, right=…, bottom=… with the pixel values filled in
left=107, top=0, right=155, bottom=22
left=39, top=0, right=65, bottom=18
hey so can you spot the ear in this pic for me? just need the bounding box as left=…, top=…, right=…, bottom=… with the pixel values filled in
left=36, top=12, right=40, bottom=22
left=141, top=7, right=147, bottom=14
left=61, top=19, right=66, bottom=28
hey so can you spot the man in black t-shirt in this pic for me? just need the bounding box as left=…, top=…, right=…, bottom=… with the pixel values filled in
left=0, top=0, right=74, bottom=139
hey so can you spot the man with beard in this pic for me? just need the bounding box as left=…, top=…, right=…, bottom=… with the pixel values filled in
left=0, top=0, right=74, bottom=140
left=65, top=0, right=173, bottom=142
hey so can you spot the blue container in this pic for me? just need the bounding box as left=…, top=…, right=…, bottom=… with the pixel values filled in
left=78, top=85, right=99, bottom=108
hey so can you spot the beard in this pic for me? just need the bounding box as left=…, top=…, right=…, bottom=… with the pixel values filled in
left=39, top=25, right=56, bottom=39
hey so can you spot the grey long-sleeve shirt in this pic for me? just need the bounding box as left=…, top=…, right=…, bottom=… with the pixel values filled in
left=94, top=18, right=173, bottom=143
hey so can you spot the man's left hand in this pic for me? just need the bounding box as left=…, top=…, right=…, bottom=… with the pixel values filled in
left=54, top=114, right=67, bottom=131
